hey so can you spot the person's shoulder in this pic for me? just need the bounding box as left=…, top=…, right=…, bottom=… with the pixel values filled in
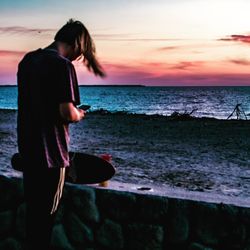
left=19, top=49, right=40, bottom=61
left=56, top=56, right=75, bottom=73
left=18, top=49, right=42, bottom=68
left=57, top=54, right=73, bottom=67
left=45, top=51, right=73, bottom=69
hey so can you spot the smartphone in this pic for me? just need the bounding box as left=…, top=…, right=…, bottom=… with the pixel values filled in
left=77, top=104, right=91, bottom=111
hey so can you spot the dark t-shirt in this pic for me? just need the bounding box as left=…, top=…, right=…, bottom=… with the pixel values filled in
left=17, top=48, right=80, bottom=168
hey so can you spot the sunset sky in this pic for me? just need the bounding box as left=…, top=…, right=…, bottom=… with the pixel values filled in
left=1, top=0, right=250, bottom=86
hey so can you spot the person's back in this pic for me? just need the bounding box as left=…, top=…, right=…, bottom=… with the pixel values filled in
left=16, top=19, right=106, bottom=250
left=17, top=48, right=79, bottom=167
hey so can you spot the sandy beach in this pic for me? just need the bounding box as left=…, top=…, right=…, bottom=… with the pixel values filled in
left=0, top=109, right=250, bottom=198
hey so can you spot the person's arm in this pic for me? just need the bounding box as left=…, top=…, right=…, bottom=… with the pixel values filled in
left=59, top=102, right=85, bottom=123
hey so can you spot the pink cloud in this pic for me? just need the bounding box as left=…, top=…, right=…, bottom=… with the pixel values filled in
left=0, top=50, right=26, bottom=84
left=1, top=50, right=250, bottom=86
left=0, top=50, right=26, bottom=57
left=75, top=61, right=250, bottom=86
left=141, top=73, right=250, bottom=86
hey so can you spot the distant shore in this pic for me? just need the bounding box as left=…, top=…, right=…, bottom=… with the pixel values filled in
left=0, top=108, right=250, bottom=198
left=0, top=84, right=146, bottom=87
left=1, top=84, right=250, bottom=87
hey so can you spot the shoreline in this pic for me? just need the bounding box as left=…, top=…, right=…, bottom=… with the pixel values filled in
left=0, top=107, right=247, bottom=122
left=0, top=109, right=250, bottom=199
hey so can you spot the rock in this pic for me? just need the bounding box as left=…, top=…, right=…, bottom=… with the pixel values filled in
left=55, top=203, right=65, bottom=225
left=15, top=203, right=26, bottom=240
left=66, top=212, right=93, bottom=247
left=124, top=223, right=164, bottom=250
left=51, top=224, right=73, bottom=250
left=54, top=187, right=70, bottom=224
left=191, top=201, right=220, bottom=246
left=219, top=222, right=246, bottom=249
left=219, top=203, right=239, bottom=220
left=165, top=199, right=189, bottom=244
left=96, top=219, right=124, bottom=249
left=218, top=203, right=243, bottom=242
left=239, top=207, right=250, bottom=225
left=68, top=185, right=99, bottom=223
left=189, top=242, right=214, bottom=250
left=166, top=212, right=189, bottom=244
left=60, top=185, right=70, bottom=205
left=0, top=210, right=14, bottom=235
left=190, top=201, right=247, bottom=249
left=134, top=194, right=168, bottom=223
left=0, top=238, right=22, bottom=250
left=0, top=175, right=23, bottom=211
left=11, top=177, right=24, bottom=201
left=96, top=189, right=136, bottom=222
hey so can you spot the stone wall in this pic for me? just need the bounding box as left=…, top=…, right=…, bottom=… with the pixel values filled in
left=0, top=174, right=250, bottom=250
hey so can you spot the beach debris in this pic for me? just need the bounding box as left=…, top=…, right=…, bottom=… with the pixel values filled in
left=170, top=108, right=198, bottom=120
left=115, top=110, right=130, bottom=115
left=90, top=108, right=130, bottom=115
left=227, top=103, right=247, bottom=120
left=90, top=108, right=111, bottom=115
left=220, top=185, right=242, bottom=196
left=137, top=186, right=153, bottom=191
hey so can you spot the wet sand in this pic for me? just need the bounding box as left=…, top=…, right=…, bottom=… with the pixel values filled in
left=1, top=109, right=250, bottom=198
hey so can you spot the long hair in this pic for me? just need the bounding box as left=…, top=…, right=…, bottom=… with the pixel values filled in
left=54, top=19, right=106, bottom=77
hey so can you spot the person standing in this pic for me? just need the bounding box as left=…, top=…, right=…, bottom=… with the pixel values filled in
left=17, top=19, right=105, bottom=250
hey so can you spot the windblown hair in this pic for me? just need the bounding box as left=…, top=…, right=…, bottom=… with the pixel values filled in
left=54, top=19, right=105, bottom=77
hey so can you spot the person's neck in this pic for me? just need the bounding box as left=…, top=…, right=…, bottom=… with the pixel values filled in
left=44, top=42, right=58, bottom=51
left=44, top=41, right=72, bottom=61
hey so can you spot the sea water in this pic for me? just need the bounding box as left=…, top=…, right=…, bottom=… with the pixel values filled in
left=1, top=85, right=250, bottom=199
left=0, top=86, right=249, bottom=119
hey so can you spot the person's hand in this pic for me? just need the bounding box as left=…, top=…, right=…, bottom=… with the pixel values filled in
left=59, top=102, right=86, bottom=123
left=77, top=108, right=86, bottom=120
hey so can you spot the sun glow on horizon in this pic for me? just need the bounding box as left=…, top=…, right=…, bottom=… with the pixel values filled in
left=1, top=0, right=250, bottom=85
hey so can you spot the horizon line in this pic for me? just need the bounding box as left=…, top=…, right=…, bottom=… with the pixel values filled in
left=0, top=84, right=250, bottom=87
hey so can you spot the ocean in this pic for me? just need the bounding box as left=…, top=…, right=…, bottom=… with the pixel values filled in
left=0, top=86, right=250, bottom=119
left=0, top=85, right=250, bottom=199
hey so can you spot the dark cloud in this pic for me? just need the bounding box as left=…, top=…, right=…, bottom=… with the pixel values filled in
left=0, top=26, right=185, bottom=42
left=93, top=33, right=132, bottom=40
left=98, top=61, right=216, bottom=85
left=229, top=59, right=250, bottom=65
left=93, top=35, right=183, bottom=41
left=170, top=61, right=203, bottom=70
left=102, top=62, right=154, bottom=78
left=219, top=34, right=250, bottom=44
left=113, top=38, right=182, bottom=42
left=0, top=26, right=56, bottom=35
left=157, top=46, right=179, bottom=51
